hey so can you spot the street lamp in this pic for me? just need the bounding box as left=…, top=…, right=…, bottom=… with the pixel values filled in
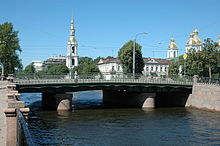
left=133, top=32, right=148, bottom=77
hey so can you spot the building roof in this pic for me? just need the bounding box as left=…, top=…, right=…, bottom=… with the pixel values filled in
left=44, top=56, right=66, bottom=64
left=98, top=57, right=171, bottom=65
left=144, top=58, right=171, bottom=64
left=98, top=58, right=120, bottom=64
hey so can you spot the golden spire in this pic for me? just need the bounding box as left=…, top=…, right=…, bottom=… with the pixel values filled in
left=70, top=16, right=74, bottom=30
left=68, top=16, right=77, bottom=43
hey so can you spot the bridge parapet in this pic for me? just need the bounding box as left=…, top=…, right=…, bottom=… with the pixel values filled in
left=14, top=73, right=193, bottom=86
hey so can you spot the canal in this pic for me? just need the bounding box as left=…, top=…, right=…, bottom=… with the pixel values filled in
left=21, top=91, right=220, bottom=145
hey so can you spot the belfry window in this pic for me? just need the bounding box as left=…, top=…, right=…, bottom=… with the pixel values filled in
left=72, top=46, right=75, bottom=54
left=72, top=59, right=75, bottom=65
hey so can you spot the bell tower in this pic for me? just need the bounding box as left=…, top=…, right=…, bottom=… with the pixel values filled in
left=167, top=38, right=178, bottom=59
left=66, top=17, right=79, bottom=70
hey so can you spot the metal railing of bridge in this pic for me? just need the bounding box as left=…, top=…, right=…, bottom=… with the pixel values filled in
left=14, top=73, right=193, bottom=86
left=16, top=108, right=36, bottom=146
left=198, top=77, right=220, bottom=85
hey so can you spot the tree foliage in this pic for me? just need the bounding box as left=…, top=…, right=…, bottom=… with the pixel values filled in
left=168, top=38, right=220, bottom=78
left=36, top=63, right=69, bottom=75
left=0, top=22, right=22, bottom=75
left=24, top=63, right=35, bottom=74
left=118, top=40, right=144, bottom=74
left=74, top=57, right=99, bottom=74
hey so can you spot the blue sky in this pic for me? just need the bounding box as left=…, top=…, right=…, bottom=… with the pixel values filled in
left=0, top=0, right=219, bottom=67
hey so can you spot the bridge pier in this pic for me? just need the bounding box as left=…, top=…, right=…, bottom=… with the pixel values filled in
left=103, top=90, right=155, bottom=108
left=42, top=93, right=72, bottom=111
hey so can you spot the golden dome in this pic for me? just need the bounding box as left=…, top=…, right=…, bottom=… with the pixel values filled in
left=168, top=43, right=178, bottom=48
left=187, top=39, right=196, bottom=45
left=187, top=33, right=196, bottom=45
left=69, top=36, right=77, bottom=42
left=168, top=38, right=178, bottom=48
left=193, top=38, right=202, bottom=44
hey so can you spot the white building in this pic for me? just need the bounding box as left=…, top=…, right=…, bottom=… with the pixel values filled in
left=167, top=38, right=178, bottom=59
left=97, top=58, right=170, bottom=78
left=44, top=56, right=66, bottom=65
left=32, top=61, right=43, bottom=72
left=66, top=17, right=79, bottom=70
left=186, top=29, right=202, bottom=53
left=97, top=58, right=122, bottom=73
left=143, top=58, right=170, bottom=76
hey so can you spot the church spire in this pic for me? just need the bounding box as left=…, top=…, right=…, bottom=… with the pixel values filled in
left=68, top=16, right=77, bottom=43
left=70, top=16, right=75, bottom=36
left=66, top=16, right=79, bottom=70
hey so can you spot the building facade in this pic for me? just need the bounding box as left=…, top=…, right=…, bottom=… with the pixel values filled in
left=43, top=56, right=66, bottom=65
left=66, top=17, right=79, bottom=70
left=32, top=61, right=43, bottom=72
left=97, top=58, right=170, bottom=78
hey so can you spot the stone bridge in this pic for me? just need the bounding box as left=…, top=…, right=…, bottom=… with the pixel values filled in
left=14, top=75, right=193, bottom=110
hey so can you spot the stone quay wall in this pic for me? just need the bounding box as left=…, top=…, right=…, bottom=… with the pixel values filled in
left=0, top=81, right=8, bottom=146
left=186, top=82, right=220, bottom=111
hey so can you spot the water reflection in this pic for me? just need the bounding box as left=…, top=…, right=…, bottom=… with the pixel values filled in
left=20, top=92, right=220, bottom=145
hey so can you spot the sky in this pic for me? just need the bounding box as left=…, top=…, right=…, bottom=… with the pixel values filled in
left=0, top=0, right=219, bottom=67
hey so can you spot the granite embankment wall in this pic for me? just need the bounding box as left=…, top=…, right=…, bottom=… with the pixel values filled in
left=186, top=83, right=220, bottom=111
left=0, top=81, right=8, bottom=146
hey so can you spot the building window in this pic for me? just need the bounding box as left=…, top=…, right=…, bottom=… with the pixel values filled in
left=151, top=67, right=153, bottom=71
left=72, top=59, right=75, bottom=66
left=112, top=66, right=115, bottom=71
left=118, top=66, right=120, bottom=71
left=156, top=66, right=158, bottom=71
left=174, top=51, right=176, bottom=57
left=165, top=67, right=167, bottom=72
left=72, top=46, right=75, bottom=54
left=160, top=67, right=163, bottom=72
left=146, top=66, right=149, bottom=71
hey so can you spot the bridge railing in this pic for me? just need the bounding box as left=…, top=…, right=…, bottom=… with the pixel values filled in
left=198, top=77, right=220, bottom=85
left=14, top=73, right=193, bottom=85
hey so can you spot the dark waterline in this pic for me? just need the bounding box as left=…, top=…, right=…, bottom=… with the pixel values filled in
left=21, top=92, right=220, bottom=145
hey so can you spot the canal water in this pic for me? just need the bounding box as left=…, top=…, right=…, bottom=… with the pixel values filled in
left=21, top=91, right=220, bottom=145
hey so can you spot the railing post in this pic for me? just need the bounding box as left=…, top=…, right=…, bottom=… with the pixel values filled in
left=193, top=75, right=198, bottom=84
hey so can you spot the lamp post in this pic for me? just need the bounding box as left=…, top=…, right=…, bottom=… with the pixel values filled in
left=133, top=32, right=148, bottom=77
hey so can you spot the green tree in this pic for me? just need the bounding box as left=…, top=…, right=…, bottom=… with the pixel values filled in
left=168, top=60, right=180, bottom=76
left=24, top=63, right=35, bottom=74
left=36, top=63, right=69, bottom=75
left=47, top=63, right=69, bottom=75
left=74, top=57, right=99, bottom=74
left=118, top=40, right=144, bottom=74
left=0, top=22, right=22, bottom=75
left=200, top=38, right=218, bottom=78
